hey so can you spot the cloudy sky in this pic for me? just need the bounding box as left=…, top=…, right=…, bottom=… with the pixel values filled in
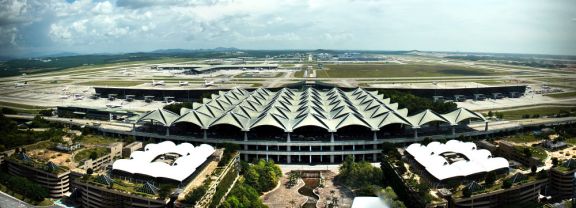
left=1, top=0, right=575, bottom=57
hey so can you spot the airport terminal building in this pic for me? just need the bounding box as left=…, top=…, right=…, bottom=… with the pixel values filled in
left=95, top=86, right=504, bottom=164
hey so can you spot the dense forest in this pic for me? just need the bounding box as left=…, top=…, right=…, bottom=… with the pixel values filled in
left=378, top=90, right=458, bottom=114
left=0, top=108, right=69, bottom=151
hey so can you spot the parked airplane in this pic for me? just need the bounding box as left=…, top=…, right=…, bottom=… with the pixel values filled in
left=59, top=95, right=69, bottom=99
left=82, top=87, right=90, bottom=92
left=165, top=99, right=175, bottom=105
left=179, top=81, right=189, bottom=86
left=205, top=80, right=215, bottom=87
left=151, top=80, right=164, bottom=86
left=106, top=101, right=123, bottom=108
left=169, top=71, right=184, bottom=75
left=124, top=71, right=136, bottom=76
left=74, top=94, right=85, bottom=100
left=118, top=69, right=126, bottom=74
left=14, top=81, right=27, bottom=87
left=61, top=86, right=69, bottom=91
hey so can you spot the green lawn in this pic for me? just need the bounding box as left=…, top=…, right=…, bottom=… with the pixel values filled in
left=294, top=70, right=305, bottom=78
left=274, top=72, right=285, bottom=78
left=515, top=146, right=547, bottom=161
left=544, top=92, right=576, bottom=98
left=499, top=107, right=576, bottom=119
left=24, top=141, right=56, bottom=150
left=83, top=136, right=117, bottom=144
left=251, top=83, right=263, bottom=87
left=74, top=147, right=107, bottom=162
left=322, top=64, right=511, bottom=78
left=76, top=81, right=145, bottom=86
left=504, top=135, right=542, bottom=143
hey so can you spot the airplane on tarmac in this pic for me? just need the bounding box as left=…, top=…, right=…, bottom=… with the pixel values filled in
left=205, top=80, right=215, bottom=87
left=165, top=99, right=175, bottom=105
left=106, top=101, right=123, bottom=108
left=118, top=69, right=126, bottom=74
left=151, top=80, right=165, bottom=86
left=124, top=71, right=136, bottom=76
left=179, top=81, right=189, bottom=86
left=82, top=87, right=90, bottom=92
left=59, top=95, right=70, bottom=99
left=14, top=81, right=27, bottom=87
left=169, top=71, right=184, bottom=75
left=74, top=94, right=85, bottom=100
left=61, top=86, right=69, bottom=91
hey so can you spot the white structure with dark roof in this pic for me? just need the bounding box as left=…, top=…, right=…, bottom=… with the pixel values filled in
left=406, top=140, right=509, bottom=181
left=112, top=141, right=214, bottom=182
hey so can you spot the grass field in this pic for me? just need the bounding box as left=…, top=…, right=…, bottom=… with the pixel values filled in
left=504, top=135, right=541, bottom=143
left=515, top=146, right=547, bottom=161
left=0, top=101, right=50, bottom=110
left=274, top=72, right=285, bottom=78
left=76, top=81, right=145, bottom=86
left=500, top=107, right=575, bottom=119
left=544, top=92, right=576, bottom=98
left=83, top=136, right=118, bottom=144
left=74, top=147, right=107, bottom=162
left=294, top=70, right=304, bottom=77
left=24, top=141, right=56, bottom=150
left=322, top=64, right=511, bottom=78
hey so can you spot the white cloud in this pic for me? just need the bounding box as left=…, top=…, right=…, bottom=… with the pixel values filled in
left=0, top=0, right=576, bottom=56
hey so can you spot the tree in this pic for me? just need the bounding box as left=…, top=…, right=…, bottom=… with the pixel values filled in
left=289, top=200, right=296, bottom=208
left=531, top=165, right=537, bottom=174
left=485, top=171, right=496, bottom=186
left=422, top=137, right=432, bottom=146
left=1, top=107, right=17, bottom=114
left=158, top=184, right=175, bottom=199
left=330, top=190, right=335, bottom=197
left=462, top=186, right=472, bottom=197
left=89, top=151, right=98, bottom=160
left=245, top=168, right=260, bottom=191
left=332, top=197, right=339, bottom=205
left=523, top=148, right=532, bottom=157
left=221, top=201, right=231, bottom=208
left=109, top=180, right=114, bottom=189
left=537, top=170, right=549, bottom=180
left=552, top=157, right=559, bottom=166
left=503, top=179, right=512, bottom=189
left=87, top=168, right=94, bottom=175
left=395, top=161, right=407, bottom=175
left=440, top=138, right=448, bottom=144
left=488, top=111, right=493, bottom=118
left=39, top=110, right=53, bottom=116
left=447, top=179, right=461, bottom=191
left=184, top=185, right=207, bottom=205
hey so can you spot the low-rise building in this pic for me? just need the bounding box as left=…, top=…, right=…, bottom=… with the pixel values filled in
left=498, top=142, right=541, bottom=167
left=549, top=159, right=576, bottom=199
left=5, top=153, right=70, bottom=198
left=79, top=143, right=122, bottom=171
left=122, top=142, right=142, bottom=157
left=452, top=178, right=548, bottom=208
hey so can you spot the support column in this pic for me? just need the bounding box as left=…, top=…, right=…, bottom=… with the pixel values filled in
left=310, top=145, right=312, bottom=151
left=132, top=123, right=136, bottom=131
left=342, top=155, right=344, bottom=161
left=414, top=129, right=418, bottom=138
left=330, top=146, right=334, bottom=151
left=353, top=145, right=355, bottom=151
left=287, top=132, right=291, bottom=142
left=330, top=132, right=334, bottom=142
left=373, top=131, right=378, bottom=141
left=277, top=155, right=279, bottom=162
left=203, top=129, right=207, bottom=139
left=299, top=155, right=301, bottom=162
left=309, top=155, right=312, bottom=163
left=485, top=122, right=489, bottom=131
left=452, top=126, right=456, bottom=135
left=244, top=144, right=248, bottom=150
left=244, top=132, right=248, bottom=141
left=287, top=155, right=291, bottom=164
left=287, top=146, right=291, bottom=151
left=266, top=154, right=268, bottom=161
left=373, top=153, right=377, bottom=162
left=244, top=154, right=248, bottom=162
left=373, top=144, right=377, bottom=150
left=321, top=156, right=323, bottom=162
left=166, top=128, right=170, bottom=136
left=330, top=155, right=334, bottom=163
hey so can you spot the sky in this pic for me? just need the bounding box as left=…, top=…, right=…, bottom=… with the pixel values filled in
left=0, top=0, right=575, bottom=57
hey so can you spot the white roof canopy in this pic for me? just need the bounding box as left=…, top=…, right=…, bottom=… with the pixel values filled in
left=112, top=141, right=214, bottom=182
left=406, top=140, right=508, bottom=181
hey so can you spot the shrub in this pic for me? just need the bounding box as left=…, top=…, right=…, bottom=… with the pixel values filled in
left=66, top=159, right=71, bottom=162
left=51, top=155, right=56, bottom=159
left=57, top=153, right=62, bottom=156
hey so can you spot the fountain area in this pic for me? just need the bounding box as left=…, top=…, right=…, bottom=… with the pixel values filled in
left=298, top=171, right=322, bottom=208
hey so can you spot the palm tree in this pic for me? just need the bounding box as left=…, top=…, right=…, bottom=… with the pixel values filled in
left=330, top=190, right=335, bottom=197
left=332, top=197, right=339, bottom=206
left=340, top=194, right=346, bottom=205
left=289, top=200, right=296, bottom=208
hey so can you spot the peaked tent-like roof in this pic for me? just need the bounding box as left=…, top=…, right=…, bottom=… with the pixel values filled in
left=465, top=181, right=485, bottom=192
left=18, top=153, right=31, bottom=161
left=96, top=174, right=113, bottom=185
left=509, top=172, right=527, bottom=183
left=135, top=87, right=486, bottom=133
left=563, top=158, right=576, bottom=167
left=138, top=182, right=159, bottom=195
left=45, top=161, right=59, bottom=170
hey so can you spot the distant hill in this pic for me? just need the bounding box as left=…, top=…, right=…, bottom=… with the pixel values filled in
left=37, top=52, right=82, bottom=58
left=149, top=47, right=240, bottom=53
